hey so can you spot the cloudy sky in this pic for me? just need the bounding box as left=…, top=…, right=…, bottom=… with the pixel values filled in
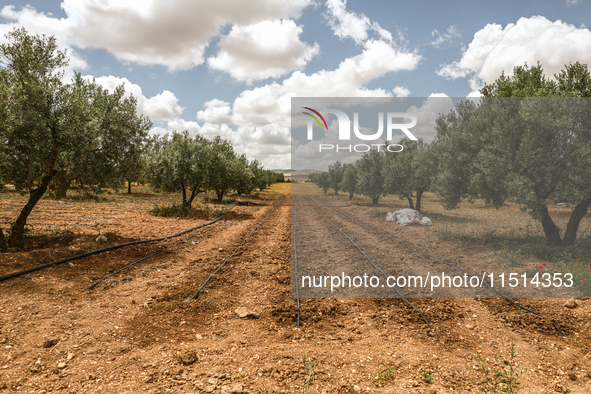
left=2, top=0, right=591, bottom=169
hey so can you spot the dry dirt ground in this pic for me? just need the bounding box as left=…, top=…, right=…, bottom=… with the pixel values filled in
left=1, top=184, right=590, bottom=393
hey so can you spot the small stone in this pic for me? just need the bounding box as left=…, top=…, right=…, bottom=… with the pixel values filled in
left=176, top=349, right=198, bottom=366
left=220, top=383, right=244, bottom=394
left=42, top=339, right=59, bottom=348
left=466, top=323, right=475, bottom=330
left=235, top=307, right=259, bottom=319
left=57, top=362, right=66, bottom=369
left=95, top=235, right=108, bottom=243
left=353, top=385, right=362, bottom=393
left=207, top=378, right=218, bottom=385
left=564, top=298, right=577, bottom=309
left=66, top=353, right=75, bottom=361
left=568, top=372, right=577, bottom=381
left=204, top=384, right=216, bottom=393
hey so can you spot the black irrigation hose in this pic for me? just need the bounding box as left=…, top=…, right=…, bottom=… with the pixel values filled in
left=304, top=196, right=433, bottom=330
left=0, top=210, right=231, bottom=283
left=331, top=204, right=567, bottom=337
left=292, top=195, right=301, bottom=328
left=188, top=195, right=285, bottom=301
left=83, top=196, right=274, bottom=291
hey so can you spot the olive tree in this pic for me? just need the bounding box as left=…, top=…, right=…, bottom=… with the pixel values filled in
left=383, top=138, right=434, bottom=212
left=434, top=62, right=591, bottom=246
left=208, top=136, right=243, bottom=199
left=250, top=159, right=269, bottom=191
left=340, top=163, right=357, bottom=200
left=144, top=131, right=210, bottom=207
left=356, top=149, right=387, bottom=205
left=0, top=28, right=150, bottom=248
left=327, top=161, right=344, bottom=195
left=234, top=154, right=255, bottom=196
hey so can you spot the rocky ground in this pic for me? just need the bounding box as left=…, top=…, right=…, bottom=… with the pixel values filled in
left=1, top=187, right=590, bottom=393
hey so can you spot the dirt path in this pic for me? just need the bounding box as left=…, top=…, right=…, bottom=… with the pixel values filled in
left=1, top=192, right=590, bottom=393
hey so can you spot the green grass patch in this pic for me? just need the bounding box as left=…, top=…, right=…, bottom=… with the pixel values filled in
left=22, top=224, right=75, bottom=238
left=149, top=202, right=232, bottom=220
left=440, top=226, right=591, bottom=296
left=438, top=227, right=591, bottom=264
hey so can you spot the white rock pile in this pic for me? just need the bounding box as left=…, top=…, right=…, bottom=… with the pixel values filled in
left=386, top=208, right=432, bottom=226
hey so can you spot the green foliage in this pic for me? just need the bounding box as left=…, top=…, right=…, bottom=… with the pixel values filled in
left=434, top=62, right=591, bottom=246
left=477, top=340, right=524, bottom=393
left=208, top=136, right=242, bottom=200
left=356, top=149, right=387, bottom=205
left=383, top=138, right=434, bottom=212
left=340, top=163, right=357, bottom=200
left=249, top=159, right=269, bottom=192
left=422, top=371, right=434, bottom=384
left=309, top=171, right=330, bottom=194
left=327, top=160, right=344, bottom=195
left=373, top=364, right=395, bottom=387
left=302, top=355, right=314, bottom=394
left=234, top=154, right=255, bottom=196
left=144, top=131, right=210, bottom=206
left=0, top=28, right=150, bottom=247
left=149, top=202, right=232, bottom=220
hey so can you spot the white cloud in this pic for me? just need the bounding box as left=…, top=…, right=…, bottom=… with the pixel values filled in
left=0, top=5, right=86, bottom=78
left=232, top=39, right=421, bottom=126
left=196, top=99, right=232, bottom=123
left=88, top=75, right=184, bottom=121
left=430, top=25, right=461, bottom=48
left=566, top=0, right=581, bottom=5
left=207, top=19, right=319, bottom=83
left=157, top=119, right=292, bottom=168
left=1, top=0, right=312, bottom=71
left=324, top=0, right=392, bottom=44
left=393, top=86, right=410, bottom=97
left=437, top=16, right=591, bottom=91
left=406, top=96, right=455, bottom=141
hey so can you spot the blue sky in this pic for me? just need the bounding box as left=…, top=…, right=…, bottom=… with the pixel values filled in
left=1, top=0, right=590, bottom=168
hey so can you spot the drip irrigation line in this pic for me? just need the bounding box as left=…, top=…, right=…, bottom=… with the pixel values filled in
left=188, top=195, right=285, bottom=301
left=304, top=196, right=433, bottom=330
left=330, top=204, right=567, bottom=337
left=292, top=195, right=301, bottom=328
left=83, top=196, right=273, bottom=291
left=0, top=208, right=233, bottom=283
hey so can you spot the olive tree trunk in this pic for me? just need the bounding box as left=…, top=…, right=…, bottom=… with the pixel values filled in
left=406, top=196, right=415, bottom=210
left=562, top=193, right=591, bottom=246
left=0, top=228, right=7, bottom=253
left=8, top=148, right=59, bottom=248
left=540, top=206, right=563, bottom=246
left=9, top=170, right=57, bottom=248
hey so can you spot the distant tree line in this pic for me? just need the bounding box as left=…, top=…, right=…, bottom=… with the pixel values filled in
left=310, top=62, right=591, bottom=247
left=144, top=131, right=283, bottom=206
left=0, top=29, right=282, bottom=250
left=309, top=137, right=433, bottom=210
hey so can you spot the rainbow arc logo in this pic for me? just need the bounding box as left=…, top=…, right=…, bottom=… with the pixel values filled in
left=302, top=107, right=328, bottom=132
